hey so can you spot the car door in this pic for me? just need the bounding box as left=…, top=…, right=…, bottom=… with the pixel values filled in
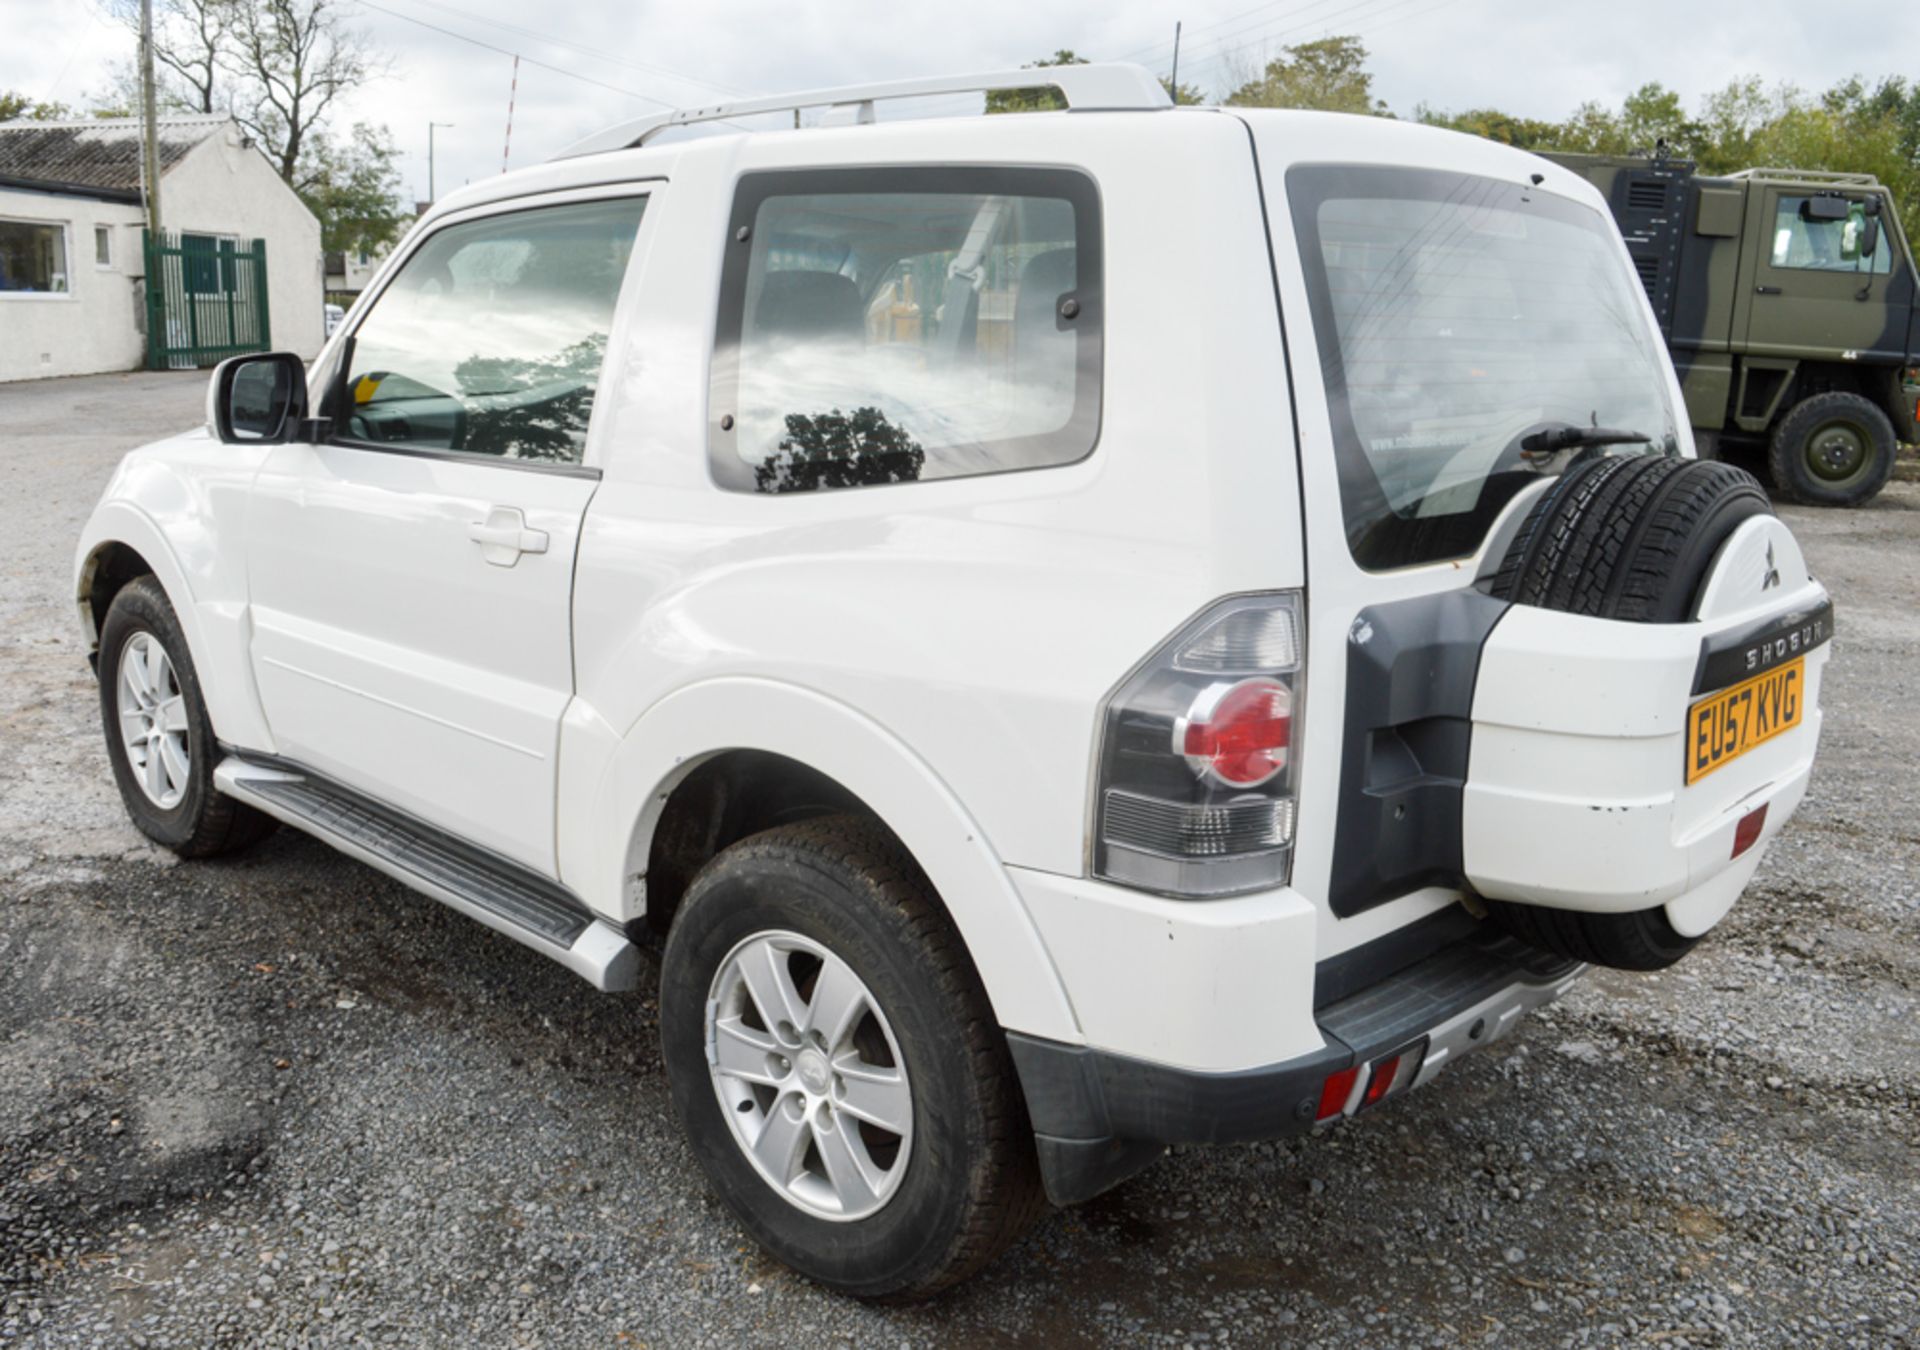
left=243, top=187, right=652, bottom=876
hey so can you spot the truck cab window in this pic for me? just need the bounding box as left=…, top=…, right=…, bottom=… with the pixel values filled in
left=1770, top=196, right=1892, bottom=274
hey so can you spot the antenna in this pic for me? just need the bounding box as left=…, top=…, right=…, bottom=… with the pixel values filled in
left=502, top=54, right=519, bottom=174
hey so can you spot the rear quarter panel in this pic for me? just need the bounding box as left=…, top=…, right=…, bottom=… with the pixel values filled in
left=559, top=112, right=1307, bottom=1038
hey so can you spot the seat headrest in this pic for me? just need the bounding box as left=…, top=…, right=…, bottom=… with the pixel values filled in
left=754, top=270, right=864, bottom=342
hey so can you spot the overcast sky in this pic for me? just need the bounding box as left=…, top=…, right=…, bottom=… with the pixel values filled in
left=6, top=0, right=1917, bottom=204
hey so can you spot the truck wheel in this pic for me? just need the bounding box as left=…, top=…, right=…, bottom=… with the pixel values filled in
left=97, top=576, right=277, bottom=857
left=1484, top=455, right=1772, bottom=970
left=657, top=815, right=1043, bottom=1301
left=1767, top=391, right=1897, bottom=507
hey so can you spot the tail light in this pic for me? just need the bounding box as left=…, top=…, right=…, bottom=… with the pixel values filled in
left=1092, top=593, right=1304, bottom=898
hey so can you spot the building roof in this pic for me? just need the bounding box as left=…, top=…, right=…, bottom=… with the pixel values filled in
left=0, top=114, right=228, bottom=202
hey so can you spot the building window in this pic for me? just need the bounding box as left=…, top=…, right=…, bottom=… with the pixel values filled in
left=94, top=225, right=114, bottom=269
left=0, top=219, right=70, bottom=295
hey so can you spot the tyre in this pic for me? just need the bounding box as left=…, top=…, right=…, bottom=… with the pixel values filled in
left=97, top=576, right=277, bottom=857
left=1767, top=390, right=1897, bottom=508
left=658, top=816, right=1042, bottom=1301
left=1490, top=454, right=1772, bottom=623
left=1484, top=454, right=1773, bottom=970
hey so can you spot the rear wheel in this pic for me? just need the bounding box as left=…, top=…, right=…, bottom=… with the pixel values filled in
left=97, top=576, right=277, bottom=857
left=1484, top=455, right=1773, bottom=969
left=658, top=816, right=1042, bottom=1300
left=1767, top=391, right=1897, bottom=507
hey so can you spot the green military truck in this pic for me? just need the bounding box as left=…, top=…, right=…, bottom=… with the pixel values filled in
left=1545, top=151, right=1920, bottom=506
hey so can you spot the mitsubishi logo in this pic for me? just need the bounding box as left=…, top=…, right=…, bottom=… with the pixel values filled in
left=1762, top=541, right=1781, bottom=591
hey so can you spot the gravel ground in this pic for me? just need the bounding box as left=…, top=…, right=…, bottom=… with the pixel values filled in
left=2, top=371, right=1916, bottom=1348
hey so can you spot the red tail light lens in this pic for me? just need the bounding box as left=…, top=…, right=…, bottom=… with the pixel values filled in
left=1180, top=678, right=1292, bottom=787
left=1093, top=594, right=1304, bottom=899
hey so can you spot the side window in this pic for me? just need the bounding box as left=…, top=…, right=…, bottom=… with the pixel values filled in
left=1769, top=195, right=1892, bottom=275
left=341, top=196, right=647, bottom=466
left=710, top=167, right=1102, bottom=494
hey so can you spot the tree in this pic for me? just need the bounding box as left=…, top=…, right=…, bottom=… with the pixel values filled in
left=103, top=0, right=234, bottom=113
left=1161, top=76, right=1204, bottom=107
left=297, top=121, right=409, bottom=256
left=985, top=50, right=1086, bottom=115
left=754, top=408, right=926, bottom=494
left=1416, top=104, right=1558, bottom=149
left=227, top=0, right=388, bottom=186
left=1225, top=36, right=1389, bottom=116
left=0, top=91, right=74, bottom=121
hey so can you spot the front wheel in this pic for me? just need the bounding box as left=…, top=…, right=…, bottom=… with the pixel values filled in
left=97, top=576, right=276, bottom=857
left=1767, top=391, right=1897, bottom=507
left=658, top=816, right=1042, bottom=1300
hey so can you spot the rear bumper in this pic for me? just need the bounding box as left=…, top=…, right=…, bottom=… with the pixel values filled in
left=1009, top=930, right=1579, bottom=1206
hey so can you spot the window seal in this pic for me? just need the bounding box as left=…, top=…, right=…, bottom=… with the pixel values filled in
left=707, top=163, right=1105, bottom=496
left=324, top=436, right=605, bottom=480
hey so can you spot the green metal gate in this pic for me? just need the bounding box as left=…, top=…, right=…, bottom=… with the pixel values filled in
left=143, top=230, right=272, bottom=370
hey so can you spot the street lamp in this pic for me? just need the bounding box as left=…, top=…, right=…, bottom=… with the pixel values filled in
left=428, top=121, right=455, bottom=203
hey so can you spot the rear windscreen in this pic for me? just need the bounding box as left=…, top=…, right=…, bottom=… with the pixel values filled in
left=1288, top=165, right=1679, bottom=570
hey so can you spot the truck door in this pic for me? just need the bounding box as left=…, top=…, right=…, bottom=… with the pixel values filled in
left=1745, top=187, right=1902, bottom=361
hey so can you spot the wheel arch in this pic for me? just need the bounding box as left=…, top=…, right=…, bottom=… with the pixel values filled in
left=576, top=677, right=1082, bottom=1045
left=74, top=500, right=274, bottom=750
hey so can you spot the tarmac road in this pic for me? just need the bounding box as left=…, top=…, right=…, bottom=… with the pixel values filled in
left=2, top=371, right=1916, bottom=1347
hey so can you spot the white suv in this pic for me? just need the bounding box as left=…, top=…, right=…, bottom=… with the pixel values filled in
left=75, top=66, right=1832, bottom=1299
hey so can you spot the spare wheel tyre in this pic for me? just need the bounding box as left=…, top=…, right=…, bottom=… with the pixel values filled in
left=1480, top=454, right=1773, bottom=970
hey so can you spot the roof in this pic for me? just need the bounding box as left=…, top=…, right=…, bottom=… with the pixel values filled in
left=0, top=114, right=228, bottom=202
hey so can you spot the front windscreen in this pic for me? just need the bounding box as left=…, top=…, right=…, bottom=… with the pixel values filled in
left=1288, top=165, right=1679, bottom=570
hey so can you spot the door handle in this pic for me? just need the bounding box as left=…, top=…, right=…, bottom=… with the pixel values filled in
left=1755, top=285, right=1782, bottom=295
left=468, top=507, right=549, bottom=566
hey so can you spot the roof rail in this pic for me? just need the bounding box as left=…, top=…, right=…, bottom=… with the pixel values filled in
left=553, top=63, right=1171, bottom=161
left=1724, top=167, right=1881, bottom=187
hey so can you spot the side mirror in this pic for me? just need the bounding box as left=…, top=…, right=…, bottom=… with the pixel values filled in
left=208, top=352, right=309, bottom=444
left=1859, top=216, right=1881, bottom=261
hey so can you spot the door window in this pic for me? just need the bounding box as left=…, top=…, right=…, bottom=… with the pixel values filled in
left=1769, top=195, right=1892, bottom=275
left=710, top=167, right=1102, bottom=494
left=341, top=196, right=647, bottom=465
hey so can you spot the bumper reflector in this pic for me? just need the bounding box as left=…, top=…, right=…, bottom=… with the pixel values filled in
left=1315, top=1066, right=1360, bottom=1122
left=1361, top=1055, right=1401, bottom=1108
left=1732, top=803, right=1769, bottom=859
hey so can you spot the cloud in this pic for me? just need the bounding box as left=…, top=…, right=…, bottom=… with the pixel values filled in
left=3, top=0, right=1914, bottom=204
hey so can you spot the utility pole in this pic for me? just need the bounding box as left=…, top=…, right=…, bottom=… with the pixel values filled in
left=428, top=121, right=454, bottom=202
left=1169, top=21, right=1183, bottom=104
left=139, top=0, right=163, bottom=239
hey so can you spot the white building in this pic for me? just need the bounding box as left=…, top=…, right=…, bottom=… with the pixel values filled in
left=0, top=114, right=324, bottom=382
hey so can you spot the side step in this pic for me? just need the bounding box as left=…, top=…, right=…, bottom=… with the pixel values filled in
left=214, top=757, right=640, bottom=992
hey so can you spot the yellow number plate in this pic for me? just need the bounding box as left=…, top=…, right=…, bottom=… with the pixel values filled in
left=1685, top=657, right=1805, bottom=785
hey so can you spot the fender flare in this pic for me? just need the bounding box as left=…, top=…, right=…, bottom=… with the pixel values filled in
left=75, top=498, right=273, bottom=751
left=76, top=501, right=210, bottom=668
left=582, top=676, right=1083, bottom=1044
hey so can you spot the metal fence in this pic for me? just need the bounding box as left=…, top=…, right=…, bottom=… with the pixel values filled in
left=143, top=230, right=271, bottom=370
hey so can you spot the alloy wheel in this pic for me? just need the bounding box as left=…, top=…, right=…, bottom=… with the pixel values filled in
left=705, top=929, right=913, bottom=1222
left=117, top=631, right=191, bottom=810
